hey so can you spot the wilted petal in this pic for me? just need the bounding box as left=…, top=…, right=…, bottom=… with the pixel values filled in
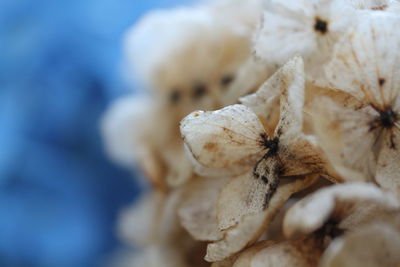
left=164, top=146, right=194, bottom=187
left=250, top=235, right=323, bottom=267
left=232, top=241, right=274, bottom=267
left=181, top=104, right=267, bottom=177
left=283, top=182, right=400, bottom=238
left=118, top=191, right=164, bottom=246
left=223, top=57, right=275, bottom=107
left=217, top=157, right=281, bottom=230
left=325, top=13, right=400, bottom=109
left=205, top=175, right=317, bottom=262
left=376, top=130, right=400, bottom=198
left=240, top=56, right=305, bottom=138
left=178, top=176, right=230, bottom=241
left=311, top=97, right=379, bottom=181
left=320, top=221, right=400, bottom=267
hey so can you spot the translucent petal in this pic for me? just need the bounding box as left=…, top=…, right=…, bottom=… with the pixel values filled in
left=283, top=182, right=400, bottom=238
left=205, top=175, right=317, bottom=262
left=178, top=176, right=230, bottom=241
left=325, top=13, right=400, bottom=109
left=311, top=97, right=380, bottom=181
left=376, top=129, right=400, bottom=198
left=320, top=221, right=400, bottom=267
left=181, top=104, right=267, bottom=177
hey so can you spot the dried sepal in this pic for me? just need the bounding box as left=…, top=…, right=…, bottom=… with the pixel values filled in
left=253, top=0, right=354, bottom=80
left=324, top=13, right=400, bottom=109
left=205, top=175, right=318, bottom=262
left=118, top=191, right=164, bottom=246
left=320, top=221, right=400, bottom=267
left=178, top=176, right=230, bottom=241
left=232, top=240, right=275, bottom=267
left=311, top=97, right=379, bottom=182
left=180, top=104, right=267, bottom=177
left=217, top=158, right=281, bottom=231
left=283, top=182, right=400, bottom=238
left=249, top=235, right=324, bottom=267
left=240, top=56, right=305, bottom=136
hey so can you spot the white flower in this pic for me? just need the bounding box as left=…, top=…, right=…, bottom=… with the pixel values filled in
left=253, top=0, right=354, bottom=80
left=314, top=13, right=400, bottom=197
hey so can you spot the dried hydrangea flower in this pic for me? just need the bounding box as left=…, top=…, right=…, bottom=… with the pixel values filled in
left=283, top=182, right=400, bottom=238
left=182, top=57, right=332, bottom=228
left=124, top=4, right=257, bottom=120
left=313, top=13, right=400, bottom=197
left=253, top=0, right=354, bottom=80
left=320, top=220, right=400, bottom=267
left=283, top=182, right=400, bottom=267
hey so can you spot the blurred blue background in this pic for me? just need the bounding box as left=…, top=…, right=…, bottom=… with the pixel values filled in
left=0, top=0, right=188, bottom=266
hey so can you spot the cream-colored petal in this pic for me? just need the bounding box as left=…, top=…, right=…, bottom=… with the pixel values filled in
left=180, top=104, right=267, bottom=177
left=163, top=145, right=194, bottom=187
left=205, top=175, right=317, bottom=262
left=250, top=235, right=323, bottom=267
left=274, top=56, right=305, bottom=141
left=178, top=176, right=230, bottom=241
left=311, top=97, right=380, bottom=181
left=118, top=191, right=164, bottom=246
left=232, top=241, right=275, bottom=267
left=283, top=182, right=400, bottom=238
left=376, top=129, right=400, bottom=198
left=240, top=56, right=305, bottom=139
left=325, top=13, right=400, bottom=109
left=217, top=157, right=281, bottom=230
left=280, top=135, right=327, bottom=177
left=223, top=57, right=275, bottom=107
left=320, top=221, right=400, bottom=267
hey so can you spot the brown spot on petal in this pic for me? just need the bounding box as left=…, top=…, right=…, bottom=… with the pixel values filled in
left=378, top=78, right=385, bottom=87
left=204, top=142, right=218, bottom=152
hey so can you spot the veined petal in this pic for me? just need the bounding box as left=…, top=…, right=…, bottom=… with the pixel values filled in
left=205, top=175, right=317, bottom=262
left=311, top=97, right=380, bottom=181
left=217, top=157, right=281, bottom=230
left=376, top=129, right=400, bottom=198
left=178, top=176, right=230, bottom=241
left=325, top=13, right=400, bottom=109
left=283, top=182, right=400, bottom=238
left=320, top=221, right=400, bottom=267
left=240, top=56, right=305, bottom=139
left=180, top=104, right=267, bottom=177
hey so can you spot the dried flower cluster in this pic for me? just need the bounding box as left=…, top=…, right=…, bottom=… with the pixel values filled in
left=102, top=0, right=400, bottom=266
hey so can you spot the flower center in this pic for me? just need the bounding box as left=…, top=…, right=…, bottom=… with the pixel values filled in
left=314, top=17, right=328, bottom=34
left=379, top=108, right=397, bottom=128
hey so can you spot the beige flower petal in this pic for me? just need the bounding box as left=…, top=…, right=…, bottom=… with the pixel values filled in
left=178, top=176, right=230, bottom=241
left=205, top=175, right=317, bottom=262
left=250, top=235, right=324, bottom=267
left=240, top=56, right=305, bottom=137
left=232, top=241, right=274, bottom=267
left=163, top=145, right=194, bottom=187
left=376, top=130, right=400, bottom=199
left=180, top=104, right=267, bottom=177
left=223, top=57, right=275, bottom=107
left=283, top=182, right=400, bottom=238
left=217, top=157, right=281, bottom=230
left=320, top=221, right=400, bottom=267
left=311, top=97, right=379, bottom=182
left=325, top=13, right=400, bottom=110
left=118, top=191, right=164, bottom=246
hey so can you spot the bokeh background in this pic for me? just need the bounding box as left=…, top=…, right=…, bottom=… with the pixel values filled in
left=0, top=0, right=188, bottom=266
